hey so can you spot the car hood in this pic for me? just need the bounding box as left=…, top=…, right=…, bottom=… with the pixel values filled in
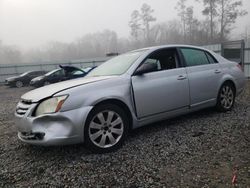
left=6, top=76, right=19, bottom=81
left=21, top=76, right=114, bottom=102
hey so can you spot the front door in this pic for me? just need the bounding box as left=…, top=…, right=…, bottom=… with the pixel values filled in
left=132, top=48, right=190, bottom=119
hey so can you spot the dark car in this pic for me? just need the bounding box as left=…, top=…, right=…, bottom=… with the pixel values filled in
left=81, top=66, right=97, bottom=73
left=5, top=70, right=47, bottom=88
left=30, top=65, right=95, bottom=87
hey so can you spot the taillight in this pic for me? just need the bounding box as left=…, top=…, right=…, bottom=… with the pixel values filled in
left=237, top=64, right=243, bottom=72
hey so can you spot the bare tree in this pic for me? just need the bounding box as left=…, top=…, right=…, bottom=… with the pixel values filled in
left=140, top=3, right=156, bottom=45
left=129, top=10, right=141, bottom=41
left=176, top=0, right=187, bottom=42
left=185, top=6, right=195, bottom=43
left=202, top=0, right=218, bottom=41
left=217, top=0, right=247, bottom=41
left=150, top=20, right=184, bottom=45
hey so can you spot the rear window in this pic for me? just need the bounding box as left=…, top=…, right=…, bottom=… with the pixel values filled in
left=180, top=48, right=210, bottom=67
left=206, top=52, right=218, bottom=64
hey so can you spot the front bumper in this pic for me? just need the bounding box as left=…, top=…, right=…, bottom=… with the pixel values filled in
left=15, top=103, right=93, bottom=146
left=4, top=80, right=14, bottom=86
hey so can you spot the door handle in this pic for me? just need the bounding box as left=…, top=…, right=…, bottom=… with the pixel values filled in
left=177, top=75, right=187, bottom=80
left=214, top=70, right=221, bottom=74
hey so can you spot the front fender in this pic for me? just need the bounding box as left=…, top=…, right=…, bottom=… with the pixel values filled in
left=56, top=76, right=133, bottom=113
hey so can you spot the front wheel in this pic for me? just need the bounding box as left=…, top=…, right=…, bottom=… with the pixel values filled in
left=84, top=104, right=129, bottom=153
left=216, top=83, right=235, bottom=112
left=15, top=81, right=23, bottom=88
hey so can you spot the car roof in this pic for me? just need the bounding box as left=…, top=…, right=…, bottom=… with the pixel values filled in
left=131, top=44, right=211, bottom=53
left=59, top=65, right=83, bottom=72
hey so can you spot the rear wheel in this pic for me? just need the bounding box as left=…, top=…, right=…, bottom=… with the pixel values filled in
left=216, top=83, right=235, bottom=112
left=84, top=104, right=128, bottom=153
left=15, top=81, right=23, bottom=88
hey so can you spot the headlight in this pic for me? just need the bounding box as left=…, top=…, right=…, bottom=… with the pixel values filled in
left=35, top=95, right=68, bottom=116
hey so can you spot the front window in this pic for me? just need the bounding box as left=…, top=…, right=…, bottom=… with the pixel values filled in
left=87, top=51, right=145, bottom=77
left=140, top=48, right=179, bottom=73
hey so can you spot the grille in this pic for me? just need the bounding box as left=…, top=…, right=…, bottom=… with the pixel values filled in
left=16, top=99, right=32, bottom=116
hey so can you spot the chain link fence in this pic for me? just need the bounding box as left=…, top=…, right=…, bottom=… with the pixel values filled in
left=0, top=58, right=109, bottom=83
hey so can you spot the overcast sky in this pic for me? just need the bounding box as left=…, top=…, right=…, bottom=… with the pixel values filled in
left=0, top=0, right=250, bottom=50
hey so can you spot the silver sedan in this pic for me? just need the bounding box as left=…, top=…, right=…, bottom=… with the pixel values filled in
left=15, top=45, right=246, bottom=153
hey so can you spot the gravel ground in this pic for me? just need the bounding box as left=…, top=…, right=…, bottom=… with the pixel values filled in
left=0, top=83, right=250, bottom=187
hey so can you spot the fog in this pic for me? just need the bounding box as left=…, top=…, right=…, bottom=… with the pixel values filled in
left=0, top=0, right=250, bottom=63
left=0, top=0, right=180, bottom=49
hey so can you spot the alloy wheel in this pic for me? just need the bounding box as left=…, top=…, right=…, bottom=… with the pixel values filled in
left=220, top=85, right=234, bottom=109
left=88, top=110, right=124, bottom=148
left=16, top=81, right=23, bottom=88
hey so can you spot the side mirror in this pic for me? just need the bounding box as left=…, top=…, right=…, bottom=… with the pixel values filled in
left=134, top=63, right=158, bottom=75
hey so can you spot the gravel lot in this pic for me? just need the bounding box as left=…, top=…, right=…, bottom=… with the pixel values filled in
left=0, top=82, right=250, bottom=187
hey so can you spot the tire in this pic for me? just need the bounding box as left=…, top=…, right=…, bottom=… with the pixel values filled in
left=84, top=104, right=129, bottom=153
left=15, top=81, right=23, bottom=88
left=44, top=81, right=50, bottom=86
left=216, top=82, right=235, bottom=112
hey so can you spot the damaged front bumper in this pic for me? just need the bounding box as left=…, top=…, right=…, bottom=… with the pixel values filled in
left=15, top=102, right=93, bottom=146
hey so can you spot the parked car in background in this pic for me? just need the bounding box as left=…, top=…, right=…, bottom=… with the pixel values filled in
left=30, top=65, right=95, bottom=87
left=5, top=71, right=47, bottom=88
left=15, top=45, right=245, bottom=153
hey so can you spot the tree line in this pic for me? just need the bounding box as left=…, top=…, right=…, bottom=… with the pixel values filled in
left=129, top=0, right=247, bottom=47
left=0, top=0, right=248, bottom=64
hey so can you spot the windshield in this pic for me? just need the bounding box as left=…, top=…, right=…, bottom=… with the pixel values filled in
left=45, top=69, right=60, bottom=76
left=72, top=70, right=84, bottom=75
left=87, top=51, right=145, bottom=77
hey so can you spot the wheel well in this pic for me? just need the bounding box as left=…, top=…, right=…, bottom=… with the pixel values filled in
left=92, top=99, right=133, bottom=130
left=222, top=80, right=236, bottom=94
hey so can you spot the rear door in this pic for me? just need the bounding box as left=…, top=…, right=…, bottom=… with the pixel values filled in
left=132, top=48, right=190, bottom=118
left=179, top=48, right=222, bottom=106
